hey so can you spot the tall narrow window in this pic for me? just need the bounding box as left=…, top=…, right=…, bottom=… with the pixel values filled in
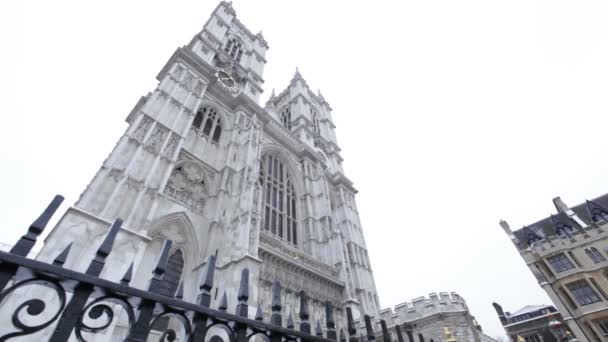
left=212, top=124, right=222, bottom=143
left=192, top=111, right=204, bottom=129
left=194, top=107, right=222, bottom=143
left=159, top=249, right=184, bottom=297
left=155, top=248, right=185, bottom=331
left=259, top=154, right=298, bottom=245
left=281, top=108, right=291, bottom=130
left=224, top=37, right=243, bottom=63
left=311, top=109, right=320, bottom=134
left=586, top=247, right=606, bottom=264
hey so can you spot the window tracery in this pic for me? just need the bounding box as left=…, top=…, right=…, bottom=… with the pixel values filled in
left=586, top=247, right=606, bottom=264
left=281, top=108, right=291, bottom=130
left=193, top=107, right=222, bottom=143
left=259, top=154, right=297, bottom=245
left=224, top=37, right=243, bottom=63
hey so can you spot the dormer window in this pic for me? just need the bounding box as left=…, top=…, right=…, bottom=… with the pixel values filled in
left=224, top=37, right=243, bottom=63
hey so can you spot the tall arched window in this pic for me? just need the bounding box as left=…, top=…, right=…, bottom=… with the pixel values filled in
left=281, top=108, right=291, bottom=130
left=259, top=154, right=297, bottom=245
left=193, top=107, right=222, bottom=143
left=154, top=248, right=185, bottom=331
left=224, top=37, right=243, bottom=63
left=586, top=247, right=606, bottom=264
left=159, top=249, right=184, bottom=297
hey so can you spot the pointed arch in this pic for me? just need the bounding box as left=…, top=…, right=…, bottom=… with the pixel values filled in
left=258, top=145, right=304, bottom=246
left=147, top=211, right=200, bottom=273
left=259, top=143, right=305, bottom=196
left=193, top=100, right=234, bottom=143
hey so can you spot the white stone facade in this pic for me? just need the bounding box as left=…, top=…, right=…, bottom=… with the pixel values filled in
left=30, top=1, right=380, bottom=339
left=364, top=292, right=495, bottom=342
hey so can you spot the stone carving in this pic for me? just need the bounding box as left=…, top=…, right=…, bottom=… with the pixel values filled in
left=259, top=250, right=343, bottom=308
left=162, top=133, right=180, bottom=159
left=144, top=124, right=168, bottom=154
left=183, top=72, right=195, bottom=91
left=164, top=161, right=207, bottom=215
left=132, top=116, right=153, bottom=142
left=259, top=231, right=338, bottom=278
left=172, top=64, right=185, bottom=80
left=194, top=80, right=204, bottom=96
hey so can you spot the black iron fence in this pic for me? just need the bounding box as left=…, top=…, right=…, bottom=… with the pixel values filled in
left=0, top=195, right=423, bottom=342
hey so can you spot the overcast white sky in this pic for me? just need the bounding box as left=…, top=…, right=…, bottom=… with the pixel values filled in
left=2, top=0, right=608, bottom=339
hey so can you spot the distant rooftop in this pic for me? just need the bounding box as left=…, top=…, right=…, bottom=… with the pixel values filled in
left=510, top=193, right=608, bottom=249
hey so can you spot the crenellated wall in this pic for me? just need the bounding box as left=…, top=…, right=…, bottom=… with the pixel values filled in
left=353, top=292, right=487, bottom=342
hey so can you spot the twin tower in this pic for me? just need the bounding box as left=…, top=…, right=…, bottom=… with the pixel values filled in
left=37, top=0, right=380, bottom=334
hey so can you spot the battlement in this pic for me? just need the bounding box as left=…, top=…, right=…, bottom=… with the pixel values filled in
left=354, top=292, right=470, bottom=330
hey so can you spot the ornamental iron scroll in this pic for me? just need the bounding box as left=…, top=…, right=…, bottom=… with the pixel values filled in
left=0, top=194, right=403, bottom=342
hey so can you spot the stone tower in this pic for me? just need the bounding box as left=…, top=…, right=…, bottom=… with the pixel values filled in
left=37, top=1, right=380, bottom=335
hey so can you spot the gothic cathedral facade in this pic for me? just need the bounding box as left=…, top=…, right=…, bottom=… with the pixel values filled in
left=37, top=1, right=380, bottom=333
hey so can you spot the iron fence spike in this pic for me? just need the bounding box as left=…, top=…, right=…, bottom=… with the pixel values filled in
left=175, top=281, right=184, bottom=299
left=52, top=242, right=72, bottom=267
left=255, top=304, right=264, bottom=321
left=120, top=262, right=134, bottom=285
left=219, top=292, right=228, bottom=311
left=11, top=195, right=64, bottom=257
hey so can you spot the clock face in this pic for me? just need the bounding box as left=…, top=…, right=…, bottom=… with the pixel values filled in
left=216, top=70, right=239, bottom=94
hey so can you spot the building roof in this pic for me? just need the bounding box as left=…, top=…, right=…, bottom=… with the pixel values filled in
left=512, top=193, right=608, bottom=248
left=509, top=304, right=553, bottom=318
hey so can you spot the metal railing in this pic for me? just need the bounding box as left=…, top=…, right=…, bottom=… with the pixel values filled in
left=0, top=195, right=405, bottom=342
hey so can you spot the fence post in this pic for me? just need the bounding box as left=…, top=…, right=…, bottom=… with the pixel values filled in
left=235, top=268, right=249, bottom=342
left=0, top=195, right=63, bottom=291
left=364, top=315, right=375, bottom=342
left=124, top=239, right=172, bottom=342
left=380, top=320, right=391, bottom=342
left=395, top=324, right=405, bottom=342
left=270, top=281, right=282, bottom=342
left=299, top=291, right=311, bottom=334
left=190, top=254, right=216, bottom=342
left=325, top=301, right=337, bottom=340
left=404, top=325, right=415, bottom=342
left=346, top=307, right=357, bottom=342
left=316, top=320, right=324, bottom=337
left=50, top=219, right=122, bottom=342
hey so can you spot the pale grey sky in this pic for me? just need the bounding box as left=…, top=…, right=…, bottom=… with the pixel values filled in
left=1, top=0, right=608, bottom=339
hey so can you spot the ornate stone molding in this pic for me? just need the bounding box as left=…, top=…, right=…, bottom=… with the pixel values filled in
left=259, top=231, right=339, bottom=279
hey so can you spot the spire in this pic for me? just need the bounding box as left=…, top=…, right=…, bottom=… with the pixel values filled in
left=292, top=67, right=303, bottom=81
left=265, top=88, right=277, bottom=108
left=255, top=30, right=268, bottom=46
